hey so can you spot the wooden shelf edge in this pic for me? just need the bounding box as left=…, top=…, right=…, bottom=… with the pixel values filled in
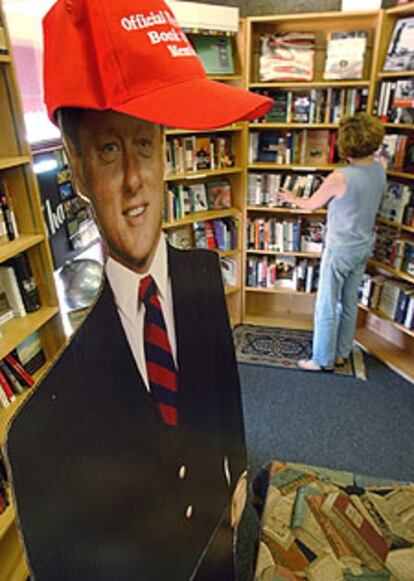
left=165, top=125, right=242, bottom=135
left=249, top=81, right=371, bottom=88
left=0, top=156, right=31, bottom=171
left=243, top=314, right=314, bottom=330
left=249, top=123, right=339, bottom=129
left=355, top=327, right=414, bottom=384
left=369, top=260, right=414, bottom=284
left=0, top=307, right=60, bottom=361
left=248, top=163, right=340, bottom=171
left=246, top=205, right=327, bottom=215
left=358, top=304, right=414, bottom=339
left=164, top=166, right=242, bottom=181
left=246, top=249, right=322, bottom=258
left=0, top=234, right=45, bottom=264
left=162, top=207, right=241, bottom=229
left=245, top=287, right=316, bottom=295
left=386, top=170, right=414, bottom=180
left=0, top=55, right=11, bottom=64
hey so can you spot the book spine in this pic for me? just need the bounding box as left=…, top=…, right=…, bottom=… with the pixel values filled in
left=0, top=361, right=25, bottom=395
left=11, top=254, right=41, bottom=313
left=0, top=189, right=15, bottom=241
left=5, top=354, right=34, bottom=387
left=0, top=368, right=15, bottom=402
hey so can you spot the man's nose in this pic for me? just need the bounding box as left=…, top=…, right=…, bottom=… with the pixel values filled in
left=123, top=151, right=142, bottom=195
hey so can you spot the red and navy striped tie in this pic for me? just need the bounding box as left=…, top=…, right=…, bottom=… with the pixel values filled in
left=139, top=275, right=178, bottom=427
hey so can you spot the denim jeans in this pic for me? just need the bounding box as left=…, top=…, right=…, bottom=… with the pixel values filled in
left=312, top=246, right=371, bottom=367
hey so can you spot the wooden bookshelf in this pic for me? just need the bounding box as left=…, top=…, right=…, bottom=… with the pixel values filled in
left=0, top=3, right=66, bottom=576
left=355, top=2, right=414, bottom=382
left=165, top=166, right=243, bottom=181
left=246, top=206, right=327, bottom=215
left=163, top=207, right=241, bottom=229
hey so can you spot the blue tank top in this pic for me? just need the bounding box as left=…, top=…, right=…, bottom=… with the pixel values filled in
left=325, top=162, right=386, bottom=251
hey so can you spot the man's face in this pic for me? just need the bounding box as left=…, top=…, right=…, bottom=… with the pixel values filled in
left=70, top=110, right=164, bottom=273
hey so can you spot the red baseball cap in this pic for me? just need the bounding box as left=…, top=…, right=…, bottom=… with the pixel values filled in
left=43, top=0, right=272, bottom=129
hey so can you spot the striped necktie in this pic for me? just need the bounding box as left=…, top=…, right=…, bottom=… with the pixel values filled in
left=139, top=275, right=178, bottom=427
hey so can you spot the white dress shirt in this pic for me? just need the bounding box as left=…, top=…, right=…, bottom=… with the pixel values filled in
left=105, top=234, right=177, bottom=391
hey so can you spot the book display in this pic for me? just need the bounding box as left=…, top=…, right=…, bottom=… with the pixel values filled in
left=244, top=10, right=380, bottom=330
left=355, top=2, right=414, bottom=383
left=0, top=2, right=66, bottom=578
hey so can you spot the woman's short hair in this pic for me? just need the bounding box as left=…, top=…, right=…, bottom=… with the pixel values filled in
left=337, top=113, right=385, bottom=160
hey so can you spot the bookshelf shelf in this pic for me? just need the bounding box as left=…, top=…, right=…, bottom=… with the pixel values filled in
left=355, top=326, right=414, bottom=383
left=248, top=163, right=339, bottom=171
left=0, top=307, right=60, bottom=362
left=385, top=2, right=414, bottom=16
left=165, top=125, right=242, bottom=136
left=246, top=249, right=322, bottom=258
left=246, top=205, right=327, bottom=215
left=217, top=248, right=240, bottom=258
left=248, top=123, right=339, bottom=129
left=358, top=303, right=414, bottom=339
left=369, top=259, right=414, bottom=284
left=244, top=313, right=314, bottom=330
left=378, top=71, right=414, bottom=79
left=0, top=156, right=31, bottom=171
left=0, top=234, right=44, bottom=265
left=383, top=123, right=414, bottom=129
left=376, top=217, right=414, bottom=233
left=246, top=287, right=316, bottom=296
left=165, top=166, right=242, bottom=181
left=209, top=74, right=242, bottom=81
left=0, top=55, right=10, bottom=64
left=387, top=169, right=414, bottom=180
left=249, top=81, right=371, bottom=89
left=163, top=207, right=241, bottom=229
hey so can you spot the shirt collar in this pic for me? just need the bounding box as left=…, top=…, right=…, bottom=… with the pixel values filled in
left=105, top=233, right=169, bottom=321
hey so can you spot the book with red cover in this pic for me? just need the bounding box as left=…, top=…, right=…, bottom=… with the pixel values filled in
left=5, top=354, right=34, bottom=388
left=322, top=491, right=389, bottom=570
left=0, top=367, right=15, bottom=402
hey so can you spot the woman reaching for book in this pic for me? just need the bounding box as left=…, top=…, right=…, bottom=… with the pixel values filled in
left=278, top=113, right=385, bottom=371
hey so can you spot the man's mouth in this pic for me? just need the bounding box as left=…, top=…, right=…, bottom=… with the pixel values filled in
left=123, top=205, right=146, bottom=218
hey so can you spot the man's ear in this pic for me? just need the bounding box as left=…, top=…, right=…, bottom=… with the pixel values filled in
left=63, top=137, right=91, bottom=204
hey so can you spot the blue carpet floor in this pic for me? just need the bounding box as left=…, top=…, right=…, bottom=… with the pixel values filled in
left=236, top=353, right=414, bottom=581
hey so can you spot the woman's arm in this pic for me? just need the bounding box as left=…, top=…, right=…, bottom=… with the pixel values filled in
left=278, top=171, right=346, bottom=210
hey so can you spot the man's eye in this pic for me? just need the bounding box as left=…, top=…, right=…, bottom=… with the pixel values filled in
left=137, top=138, right=153, bottom=155
left=99, top=143, right=119, bottom=160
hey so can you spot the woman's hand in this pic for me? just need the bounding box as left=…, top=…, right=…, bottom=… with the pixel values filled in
left=231, top=473, right=247, bottom=528
left=277, top=188, right=297, bottom=205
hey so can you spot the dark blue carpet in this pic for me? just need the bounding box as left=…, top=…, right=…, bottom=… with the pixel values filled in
left=236, top=353, right=414, bottom=581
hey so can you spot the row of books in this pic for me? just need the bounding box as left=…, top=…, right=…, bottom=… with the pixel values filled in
left=0, top=253, right=41, bottom=327
left=380, top=133, right=414, bottom=173
left=249, top=129, right=339, bottom=166
left=359, top=273, right=414, bottom=330
left=0, top=178, right=19, bottom=244
left=165, top=134, right=235, bottom=175
left=246, top=255, right=319, bottom=292
left=259, top=31, right=367, bottom=82
left=253, top=87, right=368, bottom=125
left=254, top=460, right=414, bottom=579
left=247, top=218, right=324, bottom=254
left=374, top=226, right=414, bottom=277
left=167, top=218, right=238, bottom=252
left=163, top=179, right=232, bottom=222
left=377, top=180, right=414, bottom=226
left=375, top=79, right=414, bottom=124
left=247, top=172, right=324, bottom=207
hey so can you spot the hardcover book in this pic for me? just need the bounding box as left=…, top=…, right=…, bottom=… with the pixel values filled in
left=259, top=32, right=315, bottom=82
left=384, top=16, right=414, bottom=72
left=324, top=31, right=367, bottom=80
left=191, top=34, right=235, bottom=76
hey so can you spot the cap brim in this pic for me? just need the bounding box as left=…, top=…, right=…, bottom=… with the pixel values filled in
left=113, top=78, right=273, bottom=129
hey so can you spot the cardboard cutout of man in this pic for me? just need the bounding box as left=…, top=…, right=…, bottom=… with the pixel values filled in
left=5, top=1, right=272, bottom=579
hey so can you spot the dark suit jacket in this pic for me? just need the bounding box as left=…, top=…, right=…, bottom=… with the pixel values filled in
left=6, top=246, right=246, bottom=580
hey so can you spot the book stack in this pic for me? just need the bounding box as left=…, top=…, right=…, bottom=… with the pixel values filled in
left=164, top=179, right=233, bottom=223
left=0, top=253, right=41, bottom=319
left=193, top=218, right=238, bottom=251
left=378, top=181, right=414, bottom=224
left=165, top=134, right=235, bottom=175
left=259, top=32, right=315, bottom=82
left=253, top=87, right=368, bottom=125
left=379, top=133, right=414, bottom=173
left=0, top=178, right=19, bottom=244
left=249, top=130, right=338, bottom=166
left=0, top=350, right=37, bottom=409
left=246, top=255, right=319, bottom=293
left=376, top=79, right=414, bottom=124
left=324, top=31, right=367, bottom=80
left=247, top=172, right=324, bottom=207
left=254, top=460, right=414, bottom=580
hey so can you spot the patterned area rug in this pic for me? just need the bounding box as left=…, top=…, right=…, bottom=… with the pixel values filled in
left=233, top=325, right=366, bottom=379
